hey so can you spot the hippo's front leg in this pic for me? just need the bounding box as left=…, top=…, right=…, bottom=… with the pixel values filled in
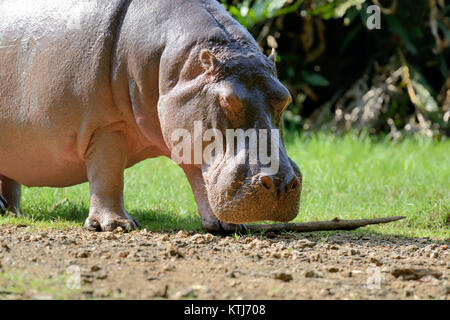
left=181, top=165, right=246, bottom=234
left=84, top=124, right=140, bottom=232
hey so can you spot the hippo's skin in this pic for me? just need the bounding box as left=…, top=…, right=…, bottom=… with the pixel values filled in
left=0, top=0, right=302, bottom=232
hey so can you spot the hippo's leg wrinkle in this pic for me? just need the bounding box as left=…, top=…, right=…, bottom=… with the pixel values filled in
left=181, top=165, right=246, bottom=234
left=0, top=175, right=21, bottom=213
left=84, top=126, right=140, bottom=232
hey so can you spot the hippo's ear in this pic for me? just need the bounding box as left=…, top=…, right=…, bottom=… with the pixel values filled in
left=200, top=49, right=218, bottom=73
left=268, top=48, right=277, bottom=65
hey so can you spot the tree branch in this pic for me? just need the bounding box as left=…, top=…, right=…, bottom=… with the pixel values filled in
left=246, top=216, right=406, bottom=233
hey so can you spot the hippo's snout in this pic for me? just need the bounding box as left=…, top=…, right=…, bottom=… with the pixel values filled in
left=204, top=161, right=302, bottom=224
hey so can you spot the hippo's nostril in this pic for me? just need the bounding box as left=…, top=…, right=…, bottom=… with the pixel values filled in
left=260, top=175, right=275, bottom=192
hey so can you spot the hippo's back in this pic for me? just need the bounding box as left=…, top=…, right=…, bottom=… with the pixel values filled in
left=0, top=0, right=125, bottom=119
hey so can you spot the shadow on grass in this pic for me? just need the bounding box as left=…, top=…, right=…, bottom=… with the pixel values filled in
left=14, top=200, right=203, bottom=232
left=8, top=201, right=448, bottom=244
left=130, top=209, right=202, bottom=231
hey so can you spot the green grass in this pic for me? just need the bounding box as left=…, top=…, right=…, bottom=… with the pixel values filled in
left=1, top=133, right=449, bottom=240
left=0, top=269, right=82, bottom=299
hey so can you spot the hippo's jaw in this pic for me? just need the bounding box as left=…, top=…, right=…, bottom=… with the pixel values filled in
left=202, top=150, right=302, bottom=224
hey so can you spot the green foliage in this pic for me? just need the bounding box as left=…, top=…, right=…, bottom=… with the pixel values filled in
left=221, top=0, right=301, bottom=29
left=301, top=70, right=329, bottom=87
left=221, top=0, right=450, bottom=137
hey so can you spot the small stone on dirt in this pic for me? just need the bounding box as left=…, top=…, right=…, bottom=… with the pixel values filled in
left=91, top=265, right=101, bottom=272
left=176, top=230, right=190, bottom=238
left=147, top=277, right=158, bottom=281
left=166, top=244, right=184, bottom=258
left=204, top=233, right=214, bottom=242
left=174, top=288, right=196, bottom=299
left=153, top=284, right=169, bottom=298
left=96, top=272, right=108, bottom=280
left=189, top=234, right=205, bottom=244
left=264, top=232, right=277, bottom=239
left=163, top=265, right=176, bottom=272
left=1, top=243, right=10, bottom=252
left=191, top=284, right=210, bottom=293
left=296, top=239, right=316, bottom=248
left=273, top=272, right=293, bottom=282
left=77, top=251, right=90, bottom=258
left=370, top=257, right=383, bottom=266
left=117, top=251, right=129, bottom=259
left=113, top=227, right=125, bottom=234
left=391, top=268, right=442, bottom=281
left=103, top=232, right=117, bottom=240
left=304, top=270, right=320, bottom=278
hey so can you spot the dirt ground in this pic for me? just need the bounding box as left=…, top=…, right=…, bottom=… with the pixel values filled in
left=0, top=224, right=448, bottom=300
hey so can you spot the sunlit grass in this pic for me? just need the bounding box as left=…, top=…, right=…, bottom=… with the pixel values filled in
left=285, top=133, right=449, bottom=239
left=0, top=270, right=80, bottom=299
left=2, top=133, right=449, bottom=240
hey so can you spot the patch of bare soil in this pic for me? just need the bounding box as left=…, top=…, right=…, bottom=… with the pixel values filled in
left=0, top=225, right=448, bottom=300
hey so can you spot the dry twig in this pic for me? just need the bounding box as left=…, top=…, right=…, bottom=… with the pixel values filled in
left=246, top=216, right=405, bottom=233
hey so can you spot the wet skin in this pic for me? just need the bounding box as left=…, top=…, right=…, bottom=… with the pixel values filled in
left=0, top=0, right=301, bottom=232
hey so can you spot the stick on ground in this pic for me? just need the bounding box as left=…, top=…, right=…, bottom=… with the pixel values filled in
left=245, top=216, right=406, bottom=233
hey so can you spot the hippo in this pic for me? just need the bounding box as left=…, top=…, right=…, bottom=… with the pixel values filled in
left=0, top=0, right=302, bottom=233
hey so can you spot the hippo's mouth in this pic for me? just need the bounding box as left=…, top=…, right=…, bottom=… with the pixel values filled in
left=207, top=180, right=300, bottom=224
left=202, top=153, right=301, bottom=224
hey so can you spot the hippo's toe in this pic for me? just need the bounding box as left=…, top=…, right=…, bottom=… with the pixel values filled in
left=0, top=194, right=7, bottom=215
left=219, top=221, right=247, bottom=235
left=202, top=217, right=247, bottom=235
left=84, top=211, right=140, bottom=232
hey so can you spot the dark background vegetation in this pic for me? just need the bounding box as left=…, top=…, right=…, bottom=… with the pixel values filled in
left=220, top=0, right=450, bottom=138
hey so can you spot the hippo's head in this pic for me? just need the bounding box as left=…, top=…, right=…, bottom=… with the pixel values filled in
left=158, top=48, right=301, bottom=224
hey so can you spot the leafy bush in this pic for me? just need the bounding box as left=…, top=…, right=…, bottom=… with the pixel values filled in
left=221, top=0, right=450, bottom=137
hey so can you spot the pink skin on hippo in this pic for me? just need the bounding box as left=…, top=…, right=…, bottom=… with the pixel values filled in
left=0, top=0, right=301, bottom=233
